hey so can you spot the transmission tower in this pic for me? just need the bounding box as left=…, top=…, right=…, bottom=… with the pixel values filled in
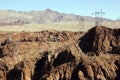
left=92, top=9, right=105, bottom=26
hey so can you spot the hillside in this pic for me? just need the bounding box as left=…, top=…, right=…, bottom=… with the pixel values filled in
left=0, top=9, right=95, bottom=25
left=0, top=9, right=120, bottom=31
left=0, top=26, right=120, bottom=80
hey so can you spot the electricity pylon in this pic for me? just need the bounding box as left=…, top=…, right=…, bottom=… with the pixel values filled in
left=92, top=9, right=105, bottom=26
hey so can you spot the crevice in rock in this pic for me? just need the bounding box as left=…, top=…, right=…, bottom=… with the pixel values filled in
left=6, top=68, right=22, bottom=80
left=91, top=64, right=97, bottom=80
left=115, top=60, right=120, bottom=80
left=71, top=61, right=90, bottom=80
left=100, top=65, right=108, bottom=79
left=71, top=61, right=82, bottom=80
left=0, top=48, right=3, bottom=58
left=53, top=49, right=75, bottom=67
left=32, top=52, right=51, bottom=80
left=110, top=46, right=120, bottom=54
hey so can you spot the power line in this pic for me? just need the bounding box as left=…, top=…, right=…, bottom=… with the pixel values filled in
left=92, top=9, right=105, bottom=26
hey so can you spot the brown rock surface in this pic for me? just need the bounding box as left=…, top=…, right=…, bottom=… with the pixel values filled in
left=0, top=26, right=120, bottom=80
left=79, top=26, right=120, bottom=55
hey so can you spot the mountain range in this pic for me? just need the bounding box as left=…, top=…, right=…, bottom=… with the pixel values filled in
left=0, top=9, right=117, bottom=25
left=0, top=9, right=119, bottom=31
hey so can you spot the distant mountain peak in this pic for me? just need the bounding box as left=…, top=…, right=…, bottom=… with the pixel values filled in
left=45, top=8, right=58, bottom=13
left=46, top=8, right=53, bottom=11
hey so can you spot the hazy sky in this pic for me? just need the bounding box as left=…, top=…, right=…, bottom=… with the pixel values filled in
left=0, top=0, right=120, bottom=20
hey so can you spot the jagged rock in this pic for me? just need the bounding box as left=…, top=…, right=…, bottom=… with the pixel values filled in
left=79, top=26, right=120, bottom=55
left=0, top=26, right=120, bottom=80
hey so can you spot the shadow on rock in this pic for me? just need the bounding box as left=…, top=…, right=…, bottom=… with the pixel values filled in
left=6, top=68, right=21, bottom=80
left=79, top=27, right=96, bottom=53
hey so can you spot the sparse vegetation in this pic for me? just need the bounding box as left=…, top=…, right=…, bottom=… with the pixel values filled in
left=0, top=9, right=120, bottom=80
left=0, top=9, right=119, bottom=32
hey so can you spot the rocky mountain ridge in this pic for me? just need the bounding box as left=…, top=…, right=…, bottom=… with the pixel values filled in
left=0, top=9, right=117, bottom=26
left=0, top=26, right=120, bottom=80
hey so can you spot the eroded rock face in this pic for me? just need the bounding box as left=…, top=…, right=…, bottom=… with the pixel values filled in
left=79, top=26, right=120, bottom=55
left=0, top=26, right=120, bottom=80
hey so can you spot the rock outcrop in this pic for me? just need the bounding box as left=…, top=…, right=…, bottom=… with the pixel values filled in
left=0, top=26, right=120, bottom=80
left=79, top=26, right=120, bottom=55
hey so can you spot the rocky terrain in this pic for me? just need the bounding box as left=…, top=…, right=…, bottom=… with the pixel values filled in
left=0, top=26, right=120, bottom=80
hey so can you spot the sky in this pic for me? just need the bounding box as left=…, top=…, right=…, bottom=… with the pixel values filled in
left=0, top=0, right=120, bottom=20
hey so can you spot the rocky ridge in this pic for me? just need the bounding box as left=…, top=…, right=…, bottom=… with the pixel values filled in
left=0, top=26, right=120, bottom=80
left=0, top=9, right=117, bottom=26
